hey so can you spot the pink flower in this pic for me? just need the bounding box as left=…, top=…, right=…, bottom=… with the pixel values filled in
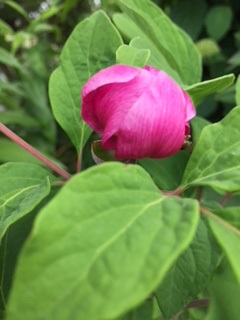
left=82, top=65, right=195, bottom=159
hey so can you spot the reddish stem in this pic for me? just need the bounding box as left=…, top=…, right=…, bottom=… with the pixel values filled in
left=220, top=193, right=231, bottom=206
left=0, top=123, right=71, bottom=180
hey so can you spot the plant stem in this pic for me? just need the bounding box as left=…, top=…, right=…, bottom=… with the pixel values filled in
left=76, top=153, right=82, bottom=173
left=0, top=123, right=71, bottom=180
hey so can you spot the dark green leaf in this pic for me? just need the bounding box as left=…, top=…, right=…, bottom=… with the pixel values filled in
left=205, top=6, right=233, bottom=41
left=156, top=217, right=222, bottom=319
left=139, top=151, right=189, bottom=191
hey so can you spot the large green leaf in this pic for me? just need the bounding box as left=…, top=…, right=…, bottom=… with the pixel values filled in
left=7, top=163, right=199, bottom=320
left=181, top=107, right=240, bottom=193
left=156, top=217, right=221, bottom=319
left=186, top=74, right=235, bottom=106
left=113, top=0, right=201, bottom=86
left=0, top=162, right=55, bottom=240
left=49, top=11, right=123, bottom=153
left=207, top=214, right=240, bottom=284
left=139, top=151, right=189, bottom=191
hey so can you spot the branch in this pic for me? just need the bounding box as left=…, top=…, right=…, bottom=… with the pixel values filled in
left=0, top=123, right=71, bottom=180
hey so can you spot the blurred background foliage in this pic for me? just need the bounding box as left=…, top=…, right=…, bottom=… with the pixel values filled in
left=0, top=0, right=239, bottom=171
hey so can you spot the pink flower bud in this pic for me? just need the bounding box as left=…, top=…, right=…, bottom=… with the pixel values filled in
left=82, top=65, right=195, bottom=159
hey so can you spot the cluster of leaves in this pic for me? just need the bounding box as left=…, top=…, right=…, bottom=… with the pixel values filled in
left=1, top=0, right=240, bottom=320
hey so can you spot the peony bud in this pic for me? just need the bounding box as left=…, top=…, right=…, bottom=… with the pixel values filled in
left=82, top=65, right=195, bottom=160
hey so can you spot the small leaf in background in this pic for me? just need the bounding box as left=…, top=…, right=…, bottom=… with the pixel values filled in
left=205, top=6, right=233, bottom=42
left=0, top=18, right=13, bottom=36
left=0, top=47, right=26, bottom=73
left=170, top=0, right=207, bottom=40
left=206, top=260, right=240, bottom=320
left=7, top=163, right=199, bottom=320
left=207, top=214, right=240, bottom=284
left=156, top=217, right=222, bottom=319
left=186, top=74, right=235, bottom=106
left=0, top=162, right=56, bottom=240
left=49, top=11, right=123, bottom=154
left=114, top=0, right=202, bottom=86
left=0, top=111, right=40, bottom=128
left=3, top=0, right=30, bottom=22
left=181, top=106, right=240, bottom=193
left=196, top=38, right=221, bottom=61
left=138, top=151, right=189, bottom=191
left=116, top=44, right=150, bottom=67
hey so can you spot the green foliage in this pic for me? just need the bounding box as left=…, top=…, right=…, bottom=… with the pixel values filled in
left=205, top=6, right=233, bottom=42
left=139, top=151, right=189, bottom=191
left=0, top=0, right=240, bottom=319
left=0, top=162, right=55, bottom=239
left=206, top=260, right=240, bottom=320
left=7, top=163, right=199, bottom=320
left=49, top=11, right=123, bottom=153
left=181, top=107, right=240, bottom=193
left=156, top=217, right=222, bottom=319
left=116, top=44, right=150, bottom=67
left=113, top=0, right=201, bottom=86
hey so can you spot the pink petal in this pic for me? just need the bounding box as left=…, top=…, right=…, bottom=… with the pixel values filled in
left=82, top=66, right=153, bottom=142
left=82, top=65, right=142, bottom=134
left=183, top=91, right=196, bottom=122
left=113, top=71, right=187, bottom=159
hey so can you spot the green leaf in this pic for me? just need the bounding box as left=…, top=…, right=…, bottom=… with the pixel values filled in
left=170, top=0, right=207, bottom=40
left=190, top=116, right=211, bottom=146
left=138, top=151, right=189, bottom=191
left=0, top=47, right=26, bottom=73
left=0, top=19, right=14, bottom=36
left=181, top=106, right=240, bottom=193
left=0, top=111, right=40, bottom=128
left=0, top=162, right=55, bottom=240
left=212, top=207, right=240, bottom=230
left=0, top=189, right=58, bottom=310
left=3, top=0, right=30, bottom=22
left=0, top=139, right=64, bottom=169
left=7, top=163, right=199, bottom=320
left=205, top=6, right=233, bottom=42
left=129, top=36, right=183, bottom=84
left=235, top=75, right=240, bottom=106
left=186, top=74, right=235, bottom=106
left=116, top=44, right=150, bottom=67
left=206, top=260, right=240, bottom=320
left=114, top=0, right=201, bottom=86
left=117, top=299, right=154, bottom=320
left=49, top=11, right=123, bottom=153
left=156, top=217, right=222, bottom=319
left=207, top=213, right=240, bottom=284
